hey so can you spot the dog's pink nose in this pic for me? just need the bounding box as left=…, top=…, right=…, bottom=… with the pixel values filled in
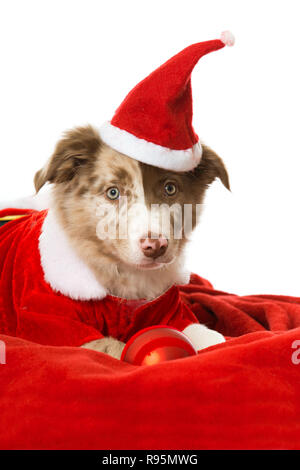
left=140, top=235, right=168, bottom=259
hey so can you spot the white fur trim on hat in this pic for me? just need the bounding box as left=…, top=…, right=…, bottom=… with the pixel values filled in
left=39, top=210, right=107, bottom=301
left=99, top=121, right=202, bottom=172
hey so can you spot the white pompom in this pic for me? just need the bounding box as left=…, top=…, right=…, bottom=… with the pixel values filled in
left=220, top=31, right=235, bottom=47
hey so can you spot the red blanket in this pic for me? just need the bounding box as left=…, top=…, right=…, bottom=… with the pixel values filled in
left=1, top=274, right=300, bottom=449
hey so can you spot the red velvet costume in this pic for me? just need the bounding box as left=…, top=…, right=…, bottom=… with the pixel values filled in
left=0, top=208, right=199, bottom=347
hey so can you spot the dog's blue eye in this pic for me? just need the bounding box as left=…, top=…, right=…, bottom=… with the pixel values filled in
left=106, top=187, right=120, bottom=200
left=164, top=182, right=177, bottom=196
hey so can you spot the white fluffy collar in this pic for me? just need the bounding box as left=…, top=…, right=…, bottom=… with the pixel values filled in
left=38, top=209, right=190, bottom=302
left=3, top=190, right=190, bottom=302
left=39, top=210, right=108, bottom=301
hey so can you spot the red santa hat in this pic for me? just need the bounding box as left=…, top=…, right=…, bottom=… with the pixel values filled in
left=99, top=31, right=235, bottom=172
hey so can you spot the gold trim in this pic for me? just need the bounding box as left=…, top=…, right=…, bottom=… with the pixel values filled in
left=0, top=215, right=26, bottom=221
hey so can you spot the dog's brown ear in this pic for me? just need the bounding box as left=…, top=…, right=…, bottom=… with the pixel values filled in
left=34, top=125, right=102, bottom=192
left=198, top=144, right=230, bottom=190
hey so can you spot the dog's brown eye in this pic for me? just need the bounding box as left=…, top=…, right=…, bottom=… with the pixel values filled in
left=106, top=187, right=120, bottom=200
left=164, top=182, right=177, bottom=196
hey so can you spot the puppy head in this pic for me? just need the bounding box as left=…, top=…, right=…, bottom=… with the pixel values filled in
left=35, top=126, right=229, bottom=271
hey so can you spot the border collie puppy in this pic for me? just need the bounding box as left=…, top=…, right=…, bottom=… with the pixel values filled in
left=0, top=33, right=234, bottom=358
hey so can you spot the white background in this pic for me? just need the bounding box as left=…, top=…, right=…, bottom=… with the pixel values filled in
left=0, top=0, right=299, bottom=296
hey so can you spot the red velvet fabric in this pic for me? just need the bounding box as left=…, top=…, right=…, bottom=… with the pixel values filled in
left=1, top=210, right=300, bottom=449
left=111, top=40, right=225, bottom=150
